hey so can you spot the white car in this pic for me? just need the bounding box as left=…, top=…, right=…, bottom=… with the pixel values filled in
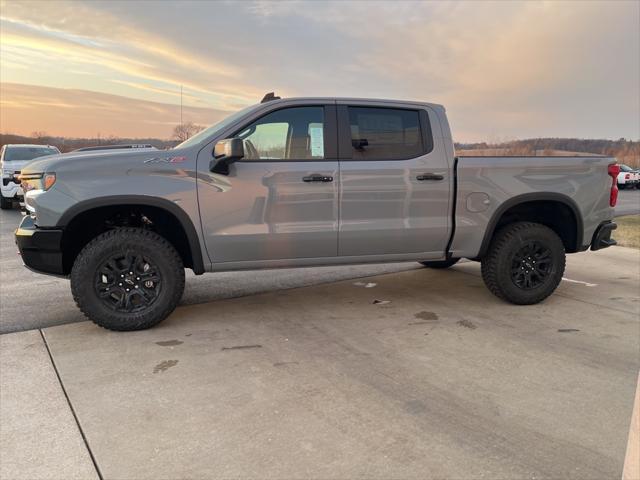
left=1, top=144, right=61, bottom=209
left=617, top=164, right=639, bottom=190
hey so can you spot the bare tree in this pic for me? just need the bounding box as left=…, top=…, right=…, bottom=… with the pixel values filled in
left=31, top=131, right=49, bottom=142
left=172, top=122, right=204, bottom=142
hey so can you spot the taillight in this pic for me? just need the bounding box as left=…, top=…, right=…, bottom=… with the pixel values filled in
left=608, top=164, right=620, bottom=207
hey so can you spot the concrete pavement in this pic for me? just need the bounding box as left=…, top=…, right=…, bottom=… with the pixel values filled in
left=1, top=246, right=638, bottom=479
left=0, top=330, right=98, bottom=479
left=1, top=191, right=638, bottom=334
left=616, top=189, right=640, bottom=216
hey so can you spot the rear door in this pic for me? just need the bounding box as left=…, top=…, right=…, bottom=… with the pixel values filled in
left=337, top=102, right=452, bottom=257
left=197, top=103, right=340, bottom=264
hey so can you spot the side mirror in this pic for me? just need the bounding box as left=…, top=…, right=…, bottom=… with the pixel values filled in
left=214, top=138, right=244, bottom=161
left=211, top=138, right=244, bottom=174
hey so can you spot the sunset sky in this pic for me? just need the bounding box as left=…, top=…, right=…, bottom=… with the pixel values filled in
left=1, top=0, right=638, bottom=141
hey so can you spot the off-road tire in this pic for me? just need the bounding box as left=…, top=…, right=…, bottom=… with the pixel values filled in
left=419, top=258, right=460, bottom=269
left=71, top=228, right=185, bottom=331
left=481, top=222, right=565, bottom=305
left=0, top=196, right=12, bottom=210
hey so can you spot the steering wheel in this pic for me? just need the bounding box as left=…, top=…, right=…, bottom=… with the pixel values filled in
left=244, top=139, right=259, bottom=160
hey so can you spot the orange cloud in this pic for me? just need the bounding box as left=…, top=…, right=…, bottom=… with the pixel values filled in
left=0, top=83, right=233, bottom=138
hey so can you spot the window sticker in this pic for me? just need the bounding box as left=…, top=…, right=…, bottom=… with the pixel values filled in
left=308, top=123, right=324, bottom=158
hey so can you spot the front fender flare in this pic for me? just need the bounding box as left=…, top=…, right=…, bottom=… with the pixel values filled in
left=57, top=195, right=206, bottom=274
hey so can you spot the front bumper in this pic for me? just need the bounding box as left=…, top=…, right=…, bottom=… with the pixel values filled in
left=590, top=221, right=617, bottom=251
left=15, top=215, right=66, bottom=276
left=1, top=181, right=23, bottom=199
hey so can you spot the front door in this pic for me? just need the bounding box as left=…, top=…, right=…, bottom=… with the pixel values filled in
left=197, top=105, right=339, bottom=264
left=337, top=103, right=452, bottom=257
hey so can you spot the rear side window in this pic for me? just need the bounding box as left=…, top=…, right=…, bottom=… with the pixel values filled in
left=347, top=107, right=424, bottom=160
left=235, top=106, right=324, bottom=160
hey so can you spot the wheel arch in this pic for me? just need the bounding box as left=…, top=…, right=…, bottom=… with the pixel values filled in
left=476, top=192, right=584, bottom=258
left=57, top=195, right=206, bottom=275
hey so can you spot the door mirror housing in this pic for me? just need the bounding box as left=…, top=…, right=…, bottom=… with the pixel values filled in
left=214, top=138, right=244, bottom=161
left=211, top=138, right=244, bottom=174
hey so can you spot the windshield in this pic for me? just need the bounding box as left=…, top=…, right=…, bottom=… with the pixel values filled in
left=4, top=147, right=59, bottom=161
left=620, top=164, right=633, bottom=172
left=174, top=104, right=260, bottom=149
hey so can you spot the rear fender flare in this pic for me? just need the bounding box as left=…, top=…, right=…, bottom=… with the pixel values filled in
left=476, top=192, right=583, bottom=258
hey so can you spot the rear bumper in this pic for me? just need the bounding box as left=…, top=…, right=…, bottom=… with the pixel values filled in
left=590, top=221, right=617, bottom=251
left=14, top=216, right=66, bottom=276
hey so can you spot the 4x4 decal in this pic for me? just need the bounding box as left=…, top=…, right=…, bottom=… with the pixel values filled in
left=144, top=156, right=187, bottom=164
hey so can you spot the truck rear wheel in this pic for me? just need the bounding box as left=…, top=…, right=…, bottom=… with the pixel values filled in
left=0, top=196, right=12, bottom=210
left=70, top=228, right=185, bottom=331
left=481, top=222, right=565, bottom=305
left=419, top=258, right=460, bottom=269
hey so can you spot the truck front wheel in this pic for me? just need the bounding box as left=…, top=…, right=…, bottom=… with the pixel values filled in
left=70, top=228, right=185, bottom=331
left=481, top=222, right=565, bottom=305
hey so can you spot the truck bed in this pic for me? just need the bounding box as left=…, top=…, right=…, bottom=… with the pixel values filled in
left=450, top=155, right=616, bottom=259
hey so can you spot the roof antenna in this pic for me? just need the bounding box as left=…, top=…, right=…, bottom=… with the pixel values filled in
left=261, top=92, right=281, bottom=103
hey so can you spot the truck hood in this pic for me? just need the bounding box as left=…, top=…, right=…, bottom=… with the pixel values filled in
left=1, top=159, right=33, bottom=172
left=21, top=149, right=172, bottom=174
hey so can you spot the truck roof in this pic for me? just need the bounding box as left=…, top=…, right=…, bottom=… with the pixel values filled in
left=262, top=96, right=445, bottom=111
left=3, top=144, right=58, bottom=148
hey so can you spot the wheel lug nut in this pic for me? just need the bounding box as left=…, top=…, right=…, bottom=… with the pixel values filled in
left=126, top=288, right=130, bottom=292
left=135, top=285, right=139, bottom=288
left=118, top=283, right=122, bottom=286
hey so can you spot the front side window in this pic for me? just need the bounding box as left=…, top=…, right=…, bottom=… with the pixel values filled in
left=235, top=106, right=324, bottom=160
left=348, top=107, right=423, bottom=160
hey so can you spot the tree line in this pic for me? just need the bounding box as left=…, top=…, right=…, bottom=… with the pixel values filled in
left=1, top=131, right=638, bottom=167
left=455, top=138, right=639, bottom=167
left=0, top=122, right=205, bottom=153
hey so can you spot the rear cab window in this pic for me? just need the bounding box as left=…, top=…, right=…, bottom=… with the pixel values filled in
left=340, top=106, right=433, bottom=160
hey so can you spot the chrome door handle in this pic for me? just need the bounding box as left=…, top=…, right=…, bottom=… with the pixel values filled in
left=303, top=174, right=333, bottom=183
left=417, top=173, right=444, bottom=181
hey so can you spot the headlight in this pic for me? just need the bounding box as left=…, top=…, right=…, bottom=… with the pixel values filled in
left=19, top=172, right=56, bottom=192
left=1, top=168, right=13, bottom=178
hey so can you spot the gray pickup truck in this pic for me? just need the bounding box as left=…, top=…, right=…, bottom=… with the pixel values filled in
left=15, top=96, right=620, bottom=331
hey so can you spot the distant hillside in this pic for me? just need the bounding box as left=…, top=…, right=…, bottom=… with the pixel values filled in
left=455, top=138, right=639, bottom=167
left=0, top=133, right=177, bottom=153
left=2, top=133, right=638, bottom=168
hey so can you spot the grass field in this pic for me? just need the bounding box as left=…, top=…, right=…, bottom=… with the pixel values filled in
left=614, top=215, right=640, bottom=249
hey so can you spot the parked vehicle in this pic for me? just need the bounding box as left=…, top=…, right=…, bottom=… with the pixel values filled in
left=1, top=144, right=60, bottom=209
left=617, top=164, right=639, bottom=189
left=15, top=96, right=619, bottom=331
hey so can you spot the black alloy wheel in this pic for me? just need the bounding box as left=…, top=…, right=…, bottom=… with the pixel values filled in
left=95, top=252, right=162, bottom=313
